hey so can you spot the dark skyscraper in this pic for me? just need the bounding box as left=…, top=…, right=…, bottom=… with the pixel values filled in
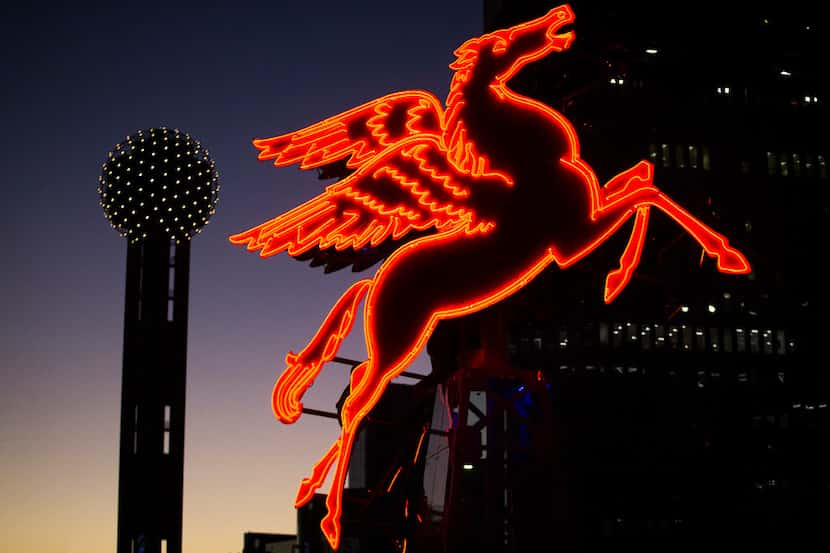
left=98, top=128, right=219, bottom=553
left=427, top=1, right=829, bottom=550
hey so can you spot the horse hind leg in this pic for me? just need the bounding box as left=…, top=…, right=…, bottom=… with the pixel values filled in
left=318, top=275, right=443, bottom=550
left=318, top=354, right=420, bottom=550
left=601, top=162, right=652, bottom=302
left=605, top=207, right=650, bottom=303
left=594, top=170, right=751, bottom=275
left=648, top=192, right=751, bottom=273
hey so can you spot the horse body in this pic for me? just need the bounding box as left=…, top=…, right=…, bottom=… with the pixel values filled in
left=231, top=5, right=750, bottom=549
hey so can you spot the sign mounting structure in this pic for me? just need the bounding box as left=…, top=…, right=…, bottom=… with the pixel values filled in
left=230, top=4, right=750, bottom=549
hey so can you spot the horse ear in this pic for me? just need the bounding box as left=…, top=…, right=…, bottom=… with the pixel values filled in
left=450, top=36, right=485, bottom=71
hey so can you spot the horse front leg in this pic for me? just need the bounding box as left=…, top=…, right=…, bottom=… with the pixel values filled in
left=605, top=207, right=650, bottom=302
left=648, top=192, right=751, bottom=273
left=601, top=161, right=652, bottom=302
left=293, top=438, right=340, bottom=508
left=595, top=174, right=751, bottom=275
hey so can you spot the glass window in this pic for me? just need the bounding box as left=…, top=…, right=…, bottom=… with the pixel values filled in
left=641, top=324, right=652, bottom=350
left=779, top=155, right=789, bottom=177
left=133, top=405, right=139, bottom=454
left=612, top=324, right=623, bottom=349
left=675, top=145, right=687, bottom=168
left=763, top=330, right=774, bottom=354
left=661, top=144, right=671, bottom=168
left=776, top=330, right=786, bottom=355
left=668, top=325, right=679, bottom=350
left=723, top=329, right=733, bottom=352
left=163, top=405, right=171, bottom=455
left=702, top=146, right=711, bottom=170
left=654, top=325, right=665, bottom=349
left=750, top=329, right=760, bottom=353
left=681, top=325, right=692, bottom=351
left=689, top=145, right=699, bottom=168
left=767, top=152, right=777, bottom=175
left=695, top=327, right=705, bottom=350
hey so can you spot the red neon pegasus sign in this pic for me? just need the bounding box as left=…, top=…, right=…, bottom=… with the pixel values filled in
left=231, top=5, right=750, bottom=549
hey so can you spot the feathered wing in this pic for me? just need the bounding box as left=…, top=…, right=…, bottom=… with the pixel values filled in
left=230, top=136, right=509, bottom=258
left=253, top=90, right=445, bottom=171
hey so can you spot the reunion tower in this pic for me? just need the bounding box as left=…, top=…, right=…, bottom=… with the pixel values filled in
left=98, top=128, right=220, bottom=553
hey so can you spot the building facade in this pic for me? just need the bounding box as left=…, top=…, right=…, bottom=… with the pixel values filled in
left=427, top=1, right=829, bottom=549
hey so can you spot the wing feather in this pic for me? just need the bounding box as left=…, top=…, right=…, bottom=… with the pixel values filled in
left=253, top=91, right=444, bottom=170
left=230, top=136, right=509, bottom=258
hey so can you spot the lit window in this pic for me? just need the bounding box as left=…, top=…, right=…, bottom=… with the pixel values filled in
left=695, top=327, right=705, bottom=350
left=599, top=322, right=609, bottom=345
left=648, top=143, right=658, bottom=162
left=681, top=326, right=692, bottom=351
left=723, top=329, right=733, bottom=352
left=776, top=330, right=787, bottom=355
left=627, top=323, right=639, bottom=344
left=709, top=328, right=720, bottom=352
left=689, top=145, right=698, bottom=168
left=661, top=144, right=671, bottom=168
left=641, top=324, right=652, bottom=350
left=133, top=405, right=139, bottom=454
left=766, top=152, right=777, bottom=175
left=805, top=155, right=815, bottom=177
left=668, top=325, right=679, bottom=350
left=793, top=153, right=801, bottom=176
left=163, top=405, right=171, bottom=455
left=702, top=146, right=711, bottom=170
left=763, top=329, right=774, bottom=354
left=818, top=155, right=827, bottom=179
left=675, top=145, right=686, bottom=168
left=750, top=329, right=760, bottom=354
left=779, top=155, right=789, bottom=177
left=654, top=325, right=666, bottom=349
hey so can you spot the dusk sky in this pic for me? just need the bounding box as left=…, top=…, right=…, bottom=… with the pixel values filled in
left=0, top=2, right=483, bottom=552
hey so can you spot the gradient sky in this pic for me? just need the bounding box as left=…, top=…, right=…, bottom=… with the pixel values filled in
left=0, top=2, right=482, bottom=552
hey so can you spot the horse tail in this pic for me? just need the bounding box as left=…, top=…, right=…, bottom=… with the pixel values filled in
left=272, top=279, right=373, bottom=423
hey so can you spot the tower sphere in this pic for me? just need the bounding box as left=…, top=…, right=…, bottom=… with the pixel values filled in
left=98, top=127, right=220, bottom=243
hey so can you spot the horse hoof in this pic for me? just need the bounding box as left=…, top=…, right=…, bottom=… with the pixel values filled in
left=320, top=514, right=341, bottom=550
left=294, top=479, right=317, bottom=508
left=604, top=269, right=627, bottom=303
left=716, top=245, right=751, bottom=274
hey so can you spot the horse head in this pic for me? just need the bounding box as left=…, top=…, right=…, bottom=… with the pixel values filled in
left=449, top=4, right=575, bottom=91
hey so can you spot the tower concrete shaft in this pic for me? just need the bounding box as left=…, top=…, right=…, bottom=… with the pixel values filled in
left=116, top=237, right=190, bottom=553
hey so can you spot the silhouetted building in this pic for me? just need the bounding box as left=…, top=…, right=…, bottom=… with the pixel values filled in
left=427, top=1, right=829, bottom=550
left=297, top=381, right=438, bottom=553
left=243, top=532, right=296, bottom=553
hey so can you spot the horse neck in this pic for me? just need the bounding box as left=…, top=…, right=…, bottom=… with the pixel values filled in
left=443, top=69, right=497, bottom=171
